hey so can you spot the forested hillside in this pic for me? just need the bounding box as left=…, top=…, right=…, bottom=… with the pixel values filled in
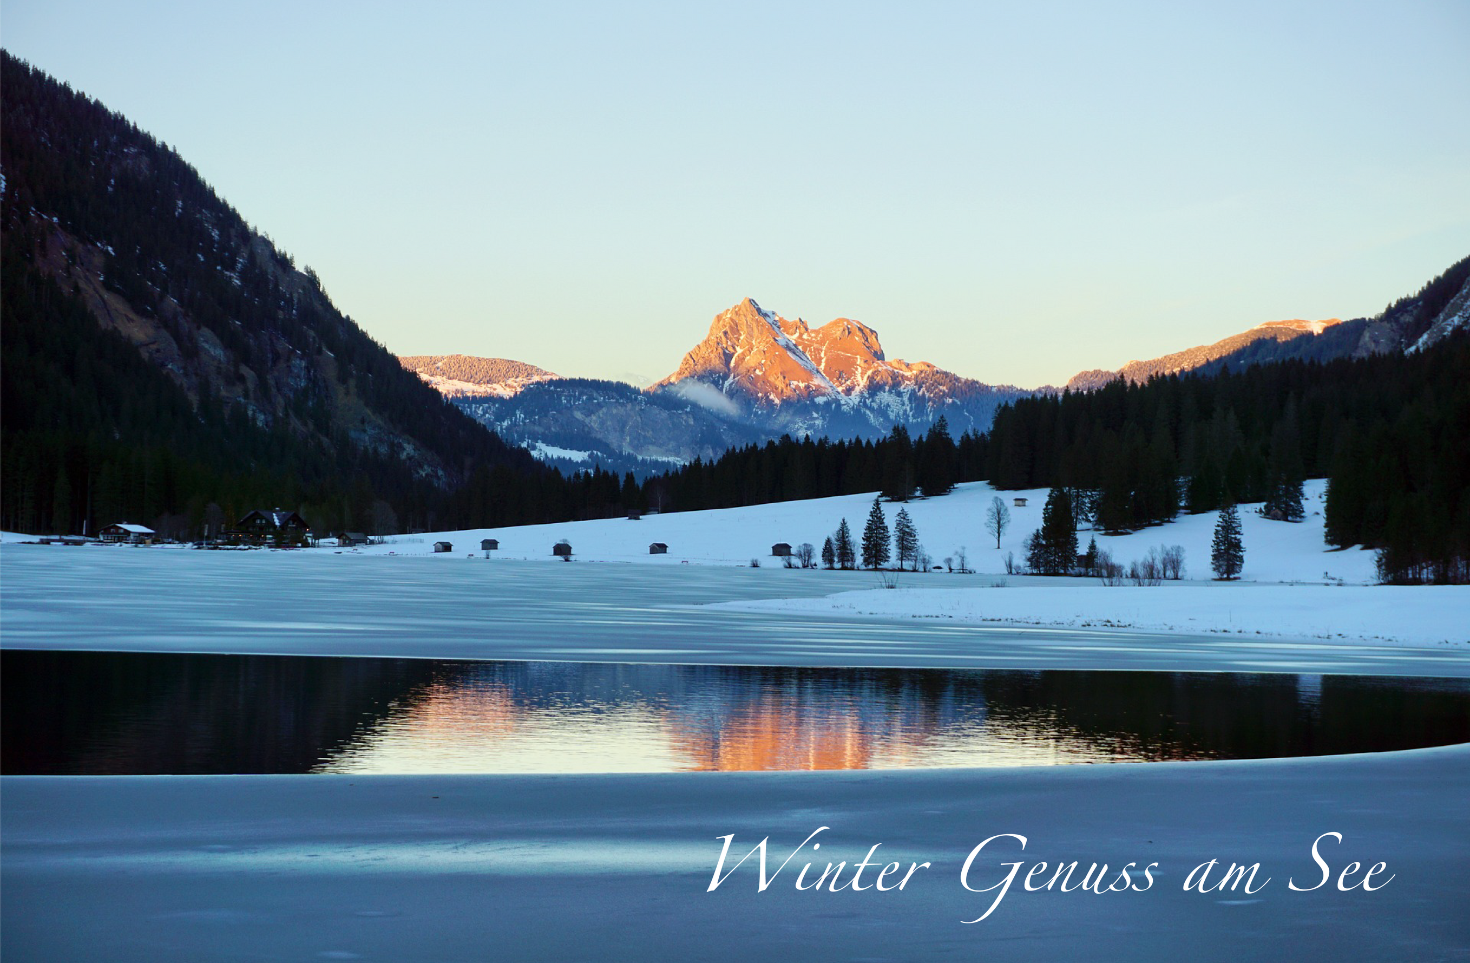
left=984, top=326, right=1469, bottom=582
left=1, top=52, right=549, bottom=535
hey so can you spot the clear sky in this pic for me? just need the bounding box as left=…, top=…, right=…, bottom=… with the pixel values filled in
left=4, top=1, right=1468, bottom=387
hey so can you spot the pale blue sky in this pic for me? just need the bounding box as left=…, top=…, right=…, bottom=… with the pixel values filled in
left=5, top=1, right=1468, bottom=386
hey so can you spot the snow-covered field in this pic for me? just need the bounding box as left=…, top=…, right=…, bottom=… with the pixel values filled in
left=6, top=479, right=1464, bottom=656
left=348, top=479, right=1382, bottom=584
left=4, top=540, right=1468, bottom=674
left=714, top=584, right=1468, bottom=648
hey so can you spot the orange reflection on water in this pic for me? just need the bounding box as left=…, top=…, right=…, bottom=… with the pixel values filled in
left=316, top=668, right=1183, bottom=775
left=667, top=696, right=876, bottom=771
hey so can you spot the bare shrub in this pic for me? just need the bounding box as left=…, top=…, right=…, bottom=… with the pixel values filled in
left=1096, top=550, right=1126, bottom=586
left=1126, top=548, right=1164, bottom=585
left=749, top=558, right=760, bottom=568
left=1159, top=544, right=1186, bottom=580
left=796, top=543, right=817, bottom=569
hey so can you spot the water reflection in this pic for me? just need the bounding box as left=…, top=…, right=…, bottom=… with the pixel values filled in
left=4, top=651, right=1467, bottom=775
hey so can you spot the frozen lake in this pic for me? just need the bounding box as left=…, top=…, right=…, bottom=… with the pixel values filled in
left=3, top=546, right=1468, bottom=675
left=6, top=651, right=1468, bottom=774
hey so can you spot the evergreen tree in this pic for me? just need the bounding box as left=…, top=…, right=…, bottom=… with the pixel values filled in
left=1211, top=502, right=1245, bottom=579
left=1261, top=477, right=1305, bottom=522
left=916, top=416, right=956, bottom=496
left=893, top=507, right=919, bottom=571
left=834, top=519, right=856, bottom=570
left=880, top=426, right=915, bottom=501
left=861, top=497, right=891, bottom=570
left=1028, top=488, right=1078, bottom=575
left=821, top=536, right=836, bottom=570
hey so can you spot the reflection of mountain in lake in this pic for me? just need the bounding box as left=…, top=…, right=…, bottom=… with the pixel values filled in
left=314, top=663, right=1470, bottom=774
left=5, top=653, right=1467, bottom=775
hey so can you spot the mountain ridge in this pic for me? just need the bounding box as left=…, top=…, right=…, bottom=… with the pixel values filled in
left=399, top=355, right=558, bottom=398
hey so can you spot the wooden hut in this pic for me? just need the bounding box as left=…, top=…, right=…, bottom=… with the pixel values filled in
left=1013, top=497, right=1028, bottom=508
left=771, top=542, right=792, bottom=557
left=99, top=522, right=155, bottom=544
left=553, top=541, right=572, bottom=558
left=433, top=541, right=453, bottom=553
left=481, top=538, right=499, bottom=552
left=649, top=542, right=668, bottom=555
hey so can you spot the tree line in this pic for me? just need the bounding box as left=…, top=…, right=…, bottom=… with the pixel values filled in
left=983, top=328, right=1468, bottom=583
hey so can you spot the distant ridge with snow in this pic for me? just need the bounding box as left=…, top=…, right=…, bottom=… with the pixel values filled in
left=399, top=355, right=559, bottom=398
left=1065, top=318, right=1345, bottom=391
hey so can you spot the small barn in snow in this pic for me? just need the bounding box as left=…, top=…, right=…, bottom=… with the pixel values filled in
left=1013, top=497, right=1028, bottom=508
left=771, top=542, right=792, bottom=557
left=553, top=541, right=572, bottom=558
left=433, top=541, right=453, bottom=553
left=649, top=542, right=668, bottom=555
left=481, top=538, right=499, bottom=552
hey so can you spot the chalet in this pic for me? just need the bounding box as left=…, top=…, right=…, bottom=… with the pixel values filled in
left=99, top=522, right=155, bottom=544
left=649, top=542, right=668, bottom=555
left=231, top=509, right=310, bottom=546
left=433, top=541, right=453, bottom=553
left=771, top=543, right=792, bottom=557
left=481, top=538, right=499, bottom=553
left=1013, top=497, right=1028, bottom=508
left=553, top=541, right=572, bottom=558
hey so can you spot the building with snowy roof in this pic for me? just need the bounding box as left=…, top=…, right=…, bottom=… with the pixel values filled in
left=99, top=523, right=155, bottom=544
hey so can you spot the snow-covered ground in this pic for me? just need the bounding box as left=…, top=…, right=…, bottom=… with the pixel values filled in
left=4, top=542, right=1468, bottom=673
left=6, top=745, right=1468, bottom=962
left=713, top=584, right=1468, bottom=648
left=347, top=479, right=1382, bottom=584
left=7, top=479, right=1463, bottom=656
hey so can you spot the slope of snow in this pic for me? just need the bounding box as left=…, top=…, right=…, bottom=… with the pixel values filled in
left=524, top=441, right=592, bottom=462
left=357, top=480, right=1378, bottom=584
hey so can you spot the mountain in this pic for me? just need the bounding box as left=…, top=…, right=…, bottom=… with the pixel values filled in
left=407, top=299, right=1025, bottom=476
left=398, top=355, right=558, bottom=398
left=1066, top=318, right=1345, bottom=390
left=654, top=298, right=1023, bottom=437
left=454, top=377, right=765, bottom=478
left=0, top=52, right=546, bottom=537
left=1067, top=254, right=1470, bottom=390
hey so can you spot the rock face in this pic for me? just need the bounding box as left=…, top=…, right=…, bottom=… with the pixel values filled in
left=653, top=298, right=1021, bottom=435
